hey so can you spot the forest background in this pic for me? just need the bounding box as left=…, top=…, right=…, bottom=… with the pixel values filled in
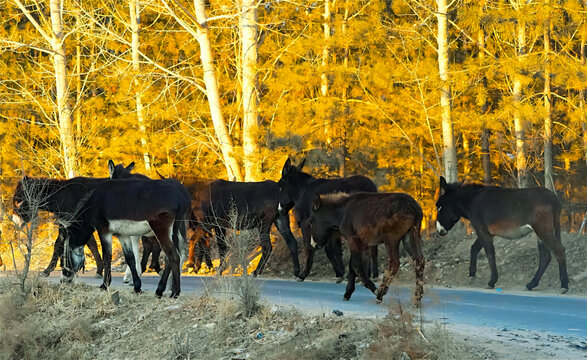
left=0, top=0, right=586, bottom=234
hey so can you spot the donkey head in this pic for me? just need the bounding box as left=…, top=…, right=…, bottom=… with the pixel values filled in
left=435, top=176, right=463, bottom=236
left=307, top=193, right=342, bottom=250
left=12, top=175, right=38, bottom=227
left=108, top=160, right=136, bottom=179
left=277, top=157, right=306, bottom=215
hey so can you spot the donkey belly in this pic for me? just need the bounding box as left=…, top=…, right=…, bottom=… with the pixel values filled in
left=108, top=220, right=155, bottom=237
left=491, top=224, right=534, bottom=239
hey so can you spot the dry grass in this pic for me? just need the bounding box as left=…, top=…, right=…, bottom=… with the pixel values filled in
left=0, top=274, right=491, bottom=360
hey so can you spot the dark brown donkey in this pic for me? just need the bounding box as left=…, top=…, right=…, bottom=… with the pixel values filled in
left=435, top=177, right=568, bottom=293
left=309, top=192, right=424, bottom=303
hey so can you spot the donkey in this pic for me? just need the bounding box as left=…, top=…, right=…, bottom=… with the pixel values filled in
left=63, top=178, right=191, bottom=297
left=11, top=160, right=140, bottom=277
left=278, top=158, right=378, bottom=282
left=200, top=179, right=300, bottom=277
left=309, top=192, right=424, bottom=303
left=435, top=176, right=568, bottom=293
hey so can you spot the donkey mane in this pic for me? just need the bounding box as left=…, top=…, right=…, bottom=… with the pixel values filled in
left=319, top=192, right=352, bottom=205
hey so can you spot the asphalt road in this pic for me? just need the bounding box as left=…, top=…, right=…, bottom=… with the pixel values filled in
left=65, top=272, right=587, bottom=339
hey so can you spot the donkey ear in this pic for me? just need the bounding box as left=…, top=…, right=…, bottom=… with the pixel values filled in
left=439, top=176, right=448, bottom=196
left=282, top=158, right=292, bottom=176
left=312, top=194, right=321, bottom=211
left=108, top=160, right=115, bottom=177
left=297, top=157, right=306, bottom=170
left=125, top=162, right=135, bottom=173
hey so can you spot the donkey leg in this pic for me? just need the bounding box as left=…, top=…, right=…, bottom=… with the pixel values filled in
left=253, top=226, right=273, bottom=276
left=375, top=240, right=400, bottom=303
left=469, top=238, right=483, bottom=277
left=298, top=224, right=315, bottom=281
left=86, top=234, right=103, bottom=277
left=526, top=240, right=552, bottom=291
left=370, top=246, right=379, bottom=279
left=98, top=233, right=113, bottom=291
left=553, top=243, right=569, bottom=293
left=343, top=258, right=357, bottom=301
left=274, top=214, right=300, bottom=278
left=185, top=231, right=199, bottom=270
left=215, top=227, right=228, bottom=275
left=151, top=217, right=180, bottom=298
left=141, top=236, right=152, bottom=273
left=42, top=228, right=66, bottom=276
left=119, top=236, right=142, bottom=293
left=150, top=237, right=162, bottom=274
left=349, top=238, right=377, bottom=295
left=534, top=224, right=568, bottom=293
left=480, top=235, right=498, bottom=288
left=324, top=237, right=345, bottom=283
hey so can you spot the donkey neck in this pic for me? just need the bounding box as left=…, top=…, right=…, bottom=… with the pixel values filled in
left=454, top=185, right=487, bottom=219
left=26, top=178, right=70, bottom=213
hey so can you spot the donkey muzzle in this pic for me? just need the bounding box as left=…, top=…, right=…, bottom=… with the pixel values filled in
left=436, top=221, right=448, bottom=236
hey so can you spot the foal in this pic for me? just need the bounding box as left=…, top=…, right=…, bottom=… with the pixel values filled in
left=309, top=192, right=424, bottom=304
left=278, top=158, right=379, bottom=282
left=435, top=176, right=568, bottom=293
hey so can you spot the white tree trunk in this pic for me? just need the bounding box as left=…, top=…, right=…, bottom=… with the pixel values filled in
left=436, top=0, right=458, bottom=182
left=321, top=0, right=330, bottom=98
left=240, top=0, right=261, bottom=181
left=130, top=0, right=152, bottom=173
left=513, top=6, right=528, bottom=188
left=543, top=3, right=554, bottom=191
left=194, top=0, right=242, bottom=181
left=50, top=0, right=77, bottom=177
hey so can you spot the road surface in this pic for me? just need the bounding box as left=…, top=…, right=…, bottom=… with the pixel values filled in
left=61, top=272, right=586, bottom=338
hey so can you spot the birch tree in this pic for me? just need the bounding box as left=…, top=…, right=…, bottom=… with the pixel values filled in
left=240, top=0, right=261, bottom=181
left=130, top=0, right=152, bottom=174
left=543, top=0, right=554, bottom=191
left=511, top=0, right=528, bottom=188
left=436, top=0, right=458, bottom=182
left=13, top=0, right=78, bottom=177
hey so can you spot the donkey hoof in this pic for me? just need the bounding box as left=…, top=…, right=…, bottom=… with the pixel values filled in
left=100, top=284, right=108, bottom=291
left=525, top=283, right=535, bottom=291
left=297, top=277, right=305, bottom=283
left=561, top=287, right=569, bottom=294
left=375, top=298, right=383, bottom=304
left=335, top=277, right=344, bottom=284
left=155, top=290, right=163, bottom=298
left=343, top=296, right=350, bottom=302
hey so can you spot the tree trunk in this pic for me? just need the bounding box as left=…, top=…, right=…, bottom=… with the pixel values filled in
left=581, top=19, right=586, bottom=168
left=50, top=0, right=77, bottom=178
left=513, top=2, right=528, bottom=188
left=436, top=0, right=458, bottom=182
left=321, top=0, right=330, bottom=98
left=481, top=129, right=492, bottom=185
left=194, top=0, right=242, bottom=181
left=543, top=3, right=554, bottom=191
left=240, top=0, right=261, bottom=181
left=130, top=0, right=152, bottom=174
left=75, top=10, right=82, bottom=156
left=477, top=13, right=492, bottom=186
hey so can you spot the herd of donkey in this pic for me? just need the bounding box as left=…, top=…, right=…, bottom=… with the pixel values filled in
left=10, top=157, right=569, bottom=305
